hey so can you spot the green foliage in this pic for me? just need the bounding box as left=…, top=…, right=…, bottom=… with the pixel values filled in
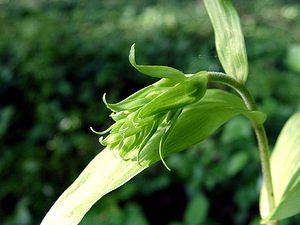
left=183, top=192, right=209, bottom=225
left=164, top=89, right=264, bottom=154
left=204, top=0, right=248, bottom=83
left=1, top=0, right=300, bottom=225
left=286, top=44, right=300, bottom=74
left=260, top=112, right=300, bottom=222
left=80, top=202, right=149, bottom=225
left=42, top=83, right=264, bottom=224
left=41, top=148, right=147, bottom=225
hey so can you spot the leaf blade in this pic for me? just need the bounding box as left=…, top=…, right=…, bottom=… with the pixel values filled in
left=164, top=89, right=258, bottom=154
left=204, top=0, right=248, bottom=83
left=260, top=112, right=300, bottom=221
left=41, top=148, right=147, bottom=225
left=184, top=192, right=209, bottom=225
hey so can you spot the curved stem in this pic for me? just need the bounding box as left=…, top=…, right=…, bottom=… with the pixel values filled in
left=207, top=72, right=257, bottom=110
left=207, top=71, right=278, bottom=225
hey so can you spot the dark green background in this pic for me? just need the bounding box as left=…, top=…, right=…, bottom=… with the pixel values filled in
left=1, top=0, right=300, bottom=224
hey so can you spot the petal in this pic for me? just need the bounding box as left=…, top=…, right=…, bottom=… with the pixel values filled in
left=138, top=72, right=208, bottom=118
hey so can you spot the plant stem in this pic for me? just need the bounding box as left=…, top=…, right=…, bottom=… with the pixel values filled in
left=207, top=71, right=278, bottom=225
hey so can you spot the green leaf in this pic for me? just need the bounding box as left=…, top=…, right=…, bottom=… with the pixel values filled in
left=41, top=148, right=148, bottom=225
left=221, top=116, right=252, bottom=143
left=204, top=0, right=248, bottom=83
left=286, top=44, right=300, bottom=73
left=129, top=44, right=185, bottom=79
left=163, top=89, right=263, bottom=155
left=0, top=106, right=14, bottom=137
left=123, top=203, right=149, bottom=225
left=184, top=192, right=209, bottom=225
left=226, top=151, right=249, bottom=176
left=260, top=112, right=300, bottom=222
left=245, top=110, right=267, bottom=125
left=41, top=89, right=257, bottom=225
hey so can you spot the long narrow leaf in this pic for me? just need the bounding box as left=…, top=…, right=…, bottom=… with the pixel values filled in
left=260, top=112, right=300, bottom=222
left=41, top=148, right=147, bottom=225
left=204, top=0, right=248, bottom=83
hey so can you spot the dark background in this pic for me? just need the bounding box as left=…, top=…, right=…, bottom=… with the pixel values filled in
left=1, top=0, right=300, bottom=224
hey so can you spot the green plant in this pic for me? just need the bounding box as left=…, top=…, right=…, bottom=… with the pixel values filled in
left=40, top=1, right=300, bottom=225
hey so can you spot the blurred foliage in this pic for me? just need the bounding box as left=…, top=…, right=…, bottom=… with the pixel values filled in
left=0, top=0, right=300, bottom=224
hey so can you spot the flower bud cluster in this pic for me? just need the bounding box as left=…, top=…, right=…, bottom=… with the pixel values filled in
left=92, top=45, right=208, bottom=167
left=96, top=73, right=207, bottom=165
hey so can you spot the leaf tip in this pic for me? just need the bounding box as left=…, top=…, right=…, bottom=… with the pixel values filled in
left=129, top=43, right=137, bottom=68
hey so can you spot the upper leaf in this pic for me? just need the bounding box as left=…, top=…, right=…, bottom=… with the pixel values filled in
left=260, top=112, right=300, bottom=222
left=204, top=0, right=248, bottom=83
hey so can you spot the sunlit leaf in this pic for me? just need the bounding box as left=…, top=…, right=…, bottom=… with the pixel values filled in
left=204, top=0, right=248, bottom=83
left=40, top=148, right=148, bottom=225
left=260, top=112, right=300, bottom=222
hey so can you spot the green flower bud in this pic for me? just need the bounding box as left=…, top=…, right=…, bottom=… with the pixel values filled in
left=92, top=45, right=208, bottom=169
left=96, top=71, right=208, bottom=169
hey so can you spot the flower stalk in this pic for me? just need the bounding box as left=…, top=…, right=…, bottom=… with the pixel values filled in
left=207, top=71, right=278, bottom=225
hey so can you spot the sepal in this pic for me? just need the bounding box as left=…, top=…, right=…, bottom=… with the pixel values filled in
left=129, top=44, right=185, bottom=79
